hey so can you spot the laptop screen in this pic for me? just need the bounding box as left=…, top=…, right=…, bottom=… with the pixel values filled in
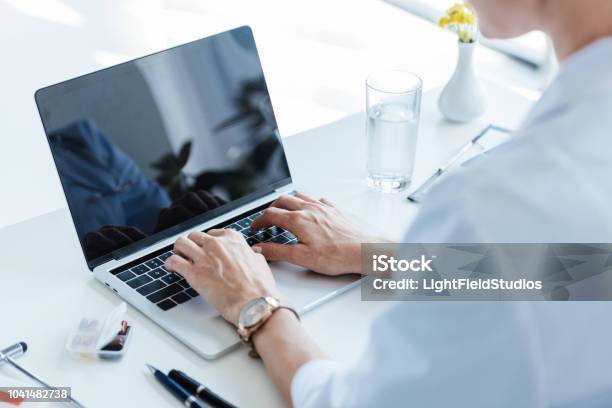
left=35, top=26, right=291, bottom=268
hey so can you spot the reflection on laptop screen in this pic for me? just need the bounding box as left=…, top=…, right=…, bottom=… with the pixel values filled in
left=35, top=26, right=290, bottom=265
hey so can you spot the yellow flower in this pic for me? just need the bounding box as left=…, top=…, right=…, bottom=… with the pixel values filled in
left=438, top=1, right=478, bottom=42
left=448, top=3, right=466, bottom=15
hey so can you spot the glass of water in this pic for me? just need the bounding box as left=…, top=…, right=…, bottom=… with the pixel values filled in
left=366, top=70, right=422, bottom=193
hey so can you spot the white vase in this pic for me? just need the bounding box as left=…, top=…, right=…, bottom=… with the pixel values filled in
left=438, top=41, right=487, bottom=123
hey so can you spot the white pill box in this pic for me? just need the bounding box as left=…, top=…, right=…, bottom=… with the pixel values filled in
left=66, top=302, right=133, bottom=360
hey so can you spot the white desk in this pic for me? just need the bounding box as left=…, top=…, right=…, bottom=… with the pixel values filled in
left=0, top=83, right=533, bottom=408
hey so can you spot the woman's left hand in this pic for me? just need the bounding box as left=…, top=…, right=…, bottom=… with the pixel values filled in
left=165, top=229, right=279, bottom=326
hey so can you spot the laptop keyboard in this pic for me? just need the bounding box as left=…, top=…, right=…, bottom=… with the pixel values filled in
left=111, top=209, right=298, bottom=311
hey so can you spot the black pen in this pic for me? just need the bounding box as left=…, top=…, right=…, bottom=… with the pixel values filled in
left=146, top=364, right=207, bottom=408
left=169, top=369, right=236, bottom=408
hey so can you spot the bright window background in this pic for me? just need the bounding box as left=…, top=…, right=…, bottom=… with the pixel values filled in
left=0, top=0, right=543, bottom=228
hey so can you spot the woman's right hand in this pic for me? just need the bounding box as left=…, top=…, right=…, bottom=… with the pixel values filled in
left=250, top=192, right=381, bottom=275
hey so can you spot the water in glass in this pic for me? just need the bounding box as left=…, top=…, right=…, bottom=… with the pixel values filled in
left=367, top=102, right=418, bottom=192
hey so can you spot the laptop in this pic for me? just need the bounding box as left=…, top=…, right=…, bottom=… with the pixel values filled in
left=35, top=26, right=359, bottom=359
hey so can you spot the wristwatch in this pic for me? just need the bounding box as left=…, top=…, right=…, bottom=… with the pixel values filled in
left=237, top=296, right=299, bottom=357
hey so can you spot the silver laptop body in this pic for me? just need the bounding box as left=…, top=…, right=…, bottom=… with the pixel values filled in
left=35, top=26, right=359, bottom=359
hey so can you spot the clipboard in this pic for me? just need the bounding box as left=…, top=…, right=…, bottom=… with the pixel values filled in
left=407, top=125, right=514, bottom=203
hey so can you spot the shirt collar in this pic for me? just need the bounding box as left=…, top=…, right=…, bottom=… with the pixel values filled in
left=521, top=36, right=612, bottom=130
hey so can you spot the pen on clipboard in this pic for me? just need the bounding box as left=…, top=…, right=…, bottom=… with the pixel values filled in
left=407, top=125, right=513, bottom=203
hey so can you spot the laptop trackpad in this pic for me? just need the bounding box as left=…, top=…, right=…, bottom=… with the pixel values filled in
left=271, top=261, right=360, bottom=313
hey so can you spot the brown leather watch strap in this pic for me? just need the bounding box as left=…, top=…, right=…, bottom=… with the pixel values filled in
left=246, top=305, right=300, bottom=358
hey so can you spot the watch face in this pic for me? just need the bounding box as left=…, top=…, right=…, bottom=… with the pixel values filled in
left=242, top=298, right=269, bottom=327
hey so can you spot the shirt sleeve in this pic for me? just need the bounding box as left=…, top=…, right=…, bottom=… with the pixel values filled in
left=290, top=301, right=540, bottom=408
left=291, top=359, right=343, bottom=408
left=290, top=168, right=542, bottom=407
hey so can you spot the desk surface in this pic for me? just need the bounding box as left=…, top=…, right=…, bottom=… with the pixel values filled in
left=0, top=83, right=533, bottom=408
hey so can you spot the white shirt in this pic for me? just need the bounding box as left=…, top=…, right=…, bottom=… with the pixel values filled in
left=291, top=37, right=612, bottom=408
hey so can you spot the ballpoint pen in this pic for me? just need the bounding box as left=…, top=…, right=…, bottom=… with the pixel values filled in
left=146, top=364, right=207, bottom=408
left=407, top=125, right=513, bottom=203
left=169, top=369, right=236, bottom=408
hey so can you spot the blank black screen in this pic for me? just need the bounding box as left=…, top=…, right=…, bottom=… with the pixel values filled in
left=35, top=26, right=290, bottom=266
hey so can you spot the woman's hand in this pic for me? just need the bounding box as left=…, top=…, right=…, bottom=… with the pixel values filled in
left=250, top=193, right=379, bottom=275
left=164, top=229, right=278, bottom=326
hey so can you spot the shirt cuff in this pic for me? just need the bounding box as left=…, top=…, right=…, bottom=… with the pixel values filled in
left=291, top=359, right=342, bottom=408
